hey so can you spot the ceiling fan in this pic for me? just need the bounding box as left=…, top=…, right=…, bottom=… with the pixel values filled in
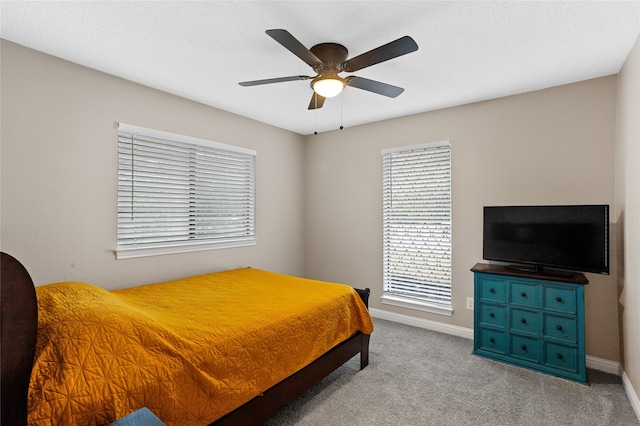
left=239, top=29, right=419, bottom=110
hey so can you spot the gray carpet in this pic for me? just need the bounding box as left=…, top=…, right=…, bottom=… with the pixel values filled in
left=265, top=318, right=639, bottom=425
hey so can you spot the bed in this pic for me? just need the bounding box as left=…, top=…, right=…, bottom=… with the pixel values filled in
left=0, top=252, right=373, bottom=425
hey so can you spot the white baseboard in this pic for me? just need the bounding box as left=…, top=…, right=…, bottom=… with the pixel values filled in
left=586, top=355, right=621, bottom=375
left=370, top=307, right=621, bottom=375
left=369, top=307, right=474, bottom=340
left=622, top=371, right=640, bottom=421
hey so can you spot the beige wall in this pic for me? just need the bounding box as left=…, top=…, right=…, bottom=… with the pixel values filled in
left=0, top=40, right=307, bottom=289
left=616, top=35, right=640, bottom=394
left=305, top=76, right=620, bottom=361
left=0, top=39, right=625, bottom=364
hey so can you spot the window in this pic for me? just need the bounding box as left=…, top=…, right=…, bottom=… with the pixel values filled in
left=116, top=123, right=256, bottom=259
left=382, top=142, right=452, bottom=316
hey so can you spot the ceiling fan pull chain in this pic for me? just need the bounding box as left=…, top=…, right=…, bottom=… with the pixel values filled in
left=340, top=92, right=344, bottom=130
left=314, top=95, right=318, bottom=135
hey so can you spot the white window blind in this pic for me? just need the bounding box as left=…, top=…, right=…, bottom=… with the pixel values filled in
left=382, top=142, right=452, bottom=315
left=117, top=123, right=256, bottom=259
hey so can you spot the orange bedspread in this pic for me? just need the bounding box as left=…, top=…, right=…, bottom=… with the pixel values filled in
left=27, top=268, right=373, bottom=425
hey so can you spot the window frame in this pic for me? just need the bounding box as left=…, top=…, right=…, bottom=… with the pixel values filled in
left=381, top=141, right=453, bottom=316
left=116, top=123, right=256, bottom=259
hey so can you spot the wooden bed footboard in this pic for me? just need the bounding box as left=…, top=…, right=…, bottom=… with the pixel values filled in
left=0, top=252, right=372, bottom=426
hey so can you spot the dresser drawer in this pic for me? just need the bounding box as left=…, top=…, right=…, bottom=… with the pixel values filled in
left=479, top=304, right=506, bottom=328
left=478, top=327, right=506, bottom=355
left=510, top=308, right=539, bottom=335
left=544, top=314, right=577, bottom=343
left=544, top=286, right=577, bottom=314
left=510, top=282, right=540, bottom=308
left=510, top=335, right=539, bottom=363
left=545, top=343, right=578, bottom=373
left=478, top=278, right=506, bottom=303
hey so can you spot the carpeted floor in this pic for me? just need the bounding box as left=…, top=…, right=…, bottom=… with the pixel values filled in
left=265, top=318, right=639, bottom=425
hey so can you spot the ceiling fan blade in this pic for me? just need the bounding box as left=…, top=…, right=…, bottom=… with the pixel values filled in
left=308, top=93, right=326, bottom=110
left=342, top=36, right=418, bottom=72
left=239, top=75, right=312, bottom=87
left=266, top=29, right=324, bottom=69
left=346, top=76, right=404, bottom=98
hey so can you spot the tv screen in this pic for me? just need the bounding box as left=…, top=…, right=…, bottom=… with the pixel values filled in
left=483, top=205, right=609, bottom=275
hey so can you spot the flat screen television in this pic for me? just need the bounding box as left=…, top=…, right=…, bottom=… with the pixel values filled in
left=483, top=205, right=609, bottom=275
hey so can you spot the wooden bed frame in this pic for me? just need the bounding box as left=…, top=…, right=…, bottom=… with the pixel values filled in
left=0, top=252, right=371, bottom=426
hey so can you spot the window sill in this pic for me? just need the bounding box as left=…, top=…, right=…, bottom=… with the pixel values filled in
left=381, top=294, right=453, bottom=317
left=116, top=238, right=256, bottom=259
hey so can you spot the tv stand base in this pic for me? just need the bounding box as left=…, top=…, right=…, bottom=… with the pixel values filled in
left=505, top=264, right=575, bottom=278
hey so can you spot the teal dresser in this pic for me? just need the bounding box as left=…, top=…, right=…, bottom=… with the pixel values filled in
left=471, top=263, right=588, bottom=385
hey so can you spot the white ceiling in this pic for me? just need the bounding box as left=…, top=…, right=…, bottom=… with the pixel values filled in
left=1, top=1, right=639, bottom=135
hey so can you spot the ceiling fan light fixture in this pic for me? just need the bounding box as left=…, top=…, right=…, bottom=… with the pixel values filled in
left=312, top=76, right=345, bottom=98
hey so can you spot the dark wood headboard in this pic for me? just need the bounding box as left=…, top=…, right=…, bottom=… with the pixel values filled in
left=1, top=252, right=39, bottom=426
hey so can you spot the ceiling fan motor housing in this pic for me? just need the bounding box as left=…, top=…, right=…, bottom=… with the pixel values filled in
left=309, top=43, right=349, bottom=72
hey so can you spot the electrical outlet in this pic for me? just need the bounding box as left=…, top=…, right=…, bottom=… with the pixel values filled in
left=466, top=297, right=474, bottom=310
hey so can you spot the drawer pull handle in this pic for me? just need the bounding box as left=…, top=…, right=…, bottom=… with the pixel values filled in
left=489, top=313, right=495, bottom=318
left=521, top=345, right=527, bottom=351
left=521, top=318, right=527, bottom=324
left=489, top=288, right=495, bottom=293
left=521, top=292, right=527, bottom=298
left=556, top=297, right=562, bottom=302
left=557, top=353, right=564, bottom=360
left=490, top=337, right=495, bottom=343
left=557, top=325, right=563, bottom=331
